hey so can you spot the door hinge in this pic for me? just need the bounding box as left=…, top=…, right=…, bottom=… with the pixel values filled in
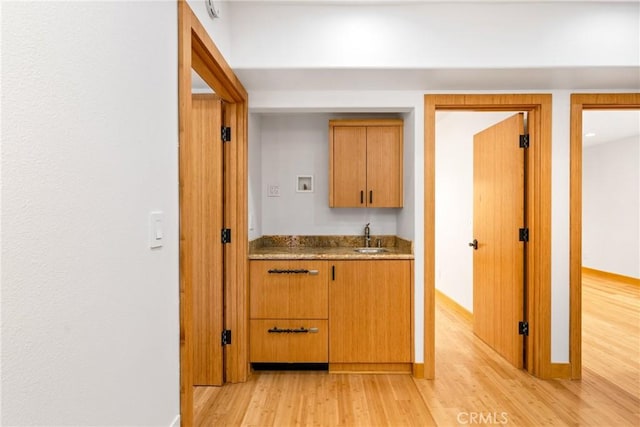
left=519, top=134, right=530, bottom=148
left=221, top=126, right=231, bottom=142
left=221, top=228, right=232, bottom=244
left=518, top=321, right=529, bottom=336
left=519, top=227, right=529, bottom=242
left=221, top=329, right=232, bottom=346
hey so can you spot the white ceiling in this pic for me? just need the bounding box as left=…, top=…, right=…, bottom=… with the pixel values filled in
left=582, top=110, right=640, bottom=147
left=225, top=0, right=636, bottom=3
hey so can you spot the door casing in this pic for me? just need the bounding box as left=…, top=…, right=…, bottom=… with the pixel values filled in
left=178, top=2, right=249, bottom=425
left=569, top=93, right=640, bottom=380
left=424, top=94, right=552, bottom=379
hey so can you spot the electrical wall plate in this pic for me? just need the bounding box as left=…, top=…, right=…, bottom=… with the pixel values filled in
left=206, top=0, right=220, bottom=19
left=149, top=211, right=164, bottom=249
left=267, top=184, right=280, bottom=197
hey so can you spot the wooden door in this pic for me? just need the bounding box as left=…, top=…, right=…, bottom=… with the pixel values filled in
left=331, top=126, right=367, bottom=207
left=366, top=126, right=403, bottom=207
left=329, top=260, right=411, bottom=363
left=191, top=94, right=224, bottom=385
left=472, top=113, right=525, bottom=369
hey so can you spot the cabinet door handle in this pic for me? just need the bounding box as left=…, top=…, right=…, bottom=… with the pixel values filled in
left=331, top=265, right=335, bottom=281
left=360, top=190, right=364, bottom=204
left=369, top=190, right=373, bottom=204
left=268, top=326, right=317, bottom=334
left=267, top=269, right=317, bottom=274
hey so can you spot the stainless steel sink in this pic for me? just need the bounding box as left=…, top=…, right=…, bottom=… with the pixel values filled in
left=354, top=247, right=388, bottom=254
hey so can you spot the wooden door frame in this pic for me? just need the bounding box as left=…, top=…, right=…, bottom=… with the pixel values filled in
left=569, top=93, right=640, bottom=380
left=178, top=1, right=249, bottom=425
left=424, top=94, right=552, bottom=379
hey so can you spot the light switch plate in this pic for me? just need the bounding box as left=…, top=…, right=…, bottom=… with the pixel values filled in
left=149, top=211, right=164, bottom=249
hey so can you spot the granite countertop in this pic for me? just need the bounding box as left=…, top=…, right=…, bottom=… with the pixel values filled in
left=249, top=235, right=414, bottom=260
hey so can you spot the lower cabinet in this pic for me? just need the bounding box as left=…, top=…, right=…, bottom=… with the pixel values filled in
left=249, top=259, right=412, bottom=367
left=249, top=260, right=329, bottom=363
left=329, top=260, right=412, bottom=364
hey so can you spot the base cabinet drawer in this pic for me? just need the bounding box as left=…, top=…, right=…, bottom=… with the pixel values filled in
left=250, top=319, right=328, bottom=363
left=250, top=260, right=328, bottom=319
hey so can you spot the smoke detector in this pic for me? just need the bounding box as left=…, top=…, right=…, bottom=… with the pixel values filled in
left=206, top=0, right=220, bottom=19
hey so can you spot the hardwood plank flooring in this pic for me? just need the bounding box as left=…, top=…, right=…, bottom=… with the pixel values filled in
left=195, top=273, right=639, bottom=426
left=582, top=272, right=639, bottom=399
left=195, top=372, right=435, bottom=426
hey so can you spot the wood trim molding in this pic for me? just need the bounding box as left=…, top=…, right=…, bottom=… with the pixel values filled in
left=550, top=363, right=571, bottom=379
left=424, top=94, right=553, bottom=380
left=582, top=267, right=640, bottom=287
left=412, top=363, right=425, bottom=379
left=435, top=289, right=472, bottom=323
left=178, top=1, right=249, bottom=425
left=328, top=119, right=404, bottom=127
left=329, top=363, right=413, bottom=374
left=569, top=92, right=640, bottom=380
left=410, top=260, right=415, bottom=367
left=423, top=98, right=436, bottom=379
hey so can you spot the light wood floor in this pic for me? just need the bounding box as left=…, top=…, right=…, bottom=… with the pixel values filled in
left=194, top=274, right=640, bottom=426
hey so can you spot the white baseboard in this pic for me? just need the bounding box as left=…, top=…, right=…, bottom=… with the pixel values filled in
left=170, top=414, right=180, bottom=427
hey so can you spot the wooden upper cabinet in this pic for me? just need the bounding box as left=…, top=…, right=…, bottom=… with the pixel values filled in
left=331, top=126, right=367, bottom=207
left=329, top=119, right=403, bottom=208
left=366, top=125, right=403, bottom=207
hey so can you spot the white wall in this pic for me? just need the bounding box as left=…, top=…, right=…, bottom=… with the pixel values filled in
left=248, top=113, right=263, bottom=240
left=258, top=113, right=403, bottom=236
left=397, top=110, right=416, bottom=241
left=435, top=112, right=514, bottom=312
left=186, top=0, right=232, bottom=60
left=2, top=2, right=179, bottom=425
left=583, top=136, right=640, bottom=278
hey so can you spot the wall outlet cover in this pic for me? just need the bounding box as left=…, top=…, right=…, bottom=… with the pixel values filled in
left=267, top=184, right=280, bottom=197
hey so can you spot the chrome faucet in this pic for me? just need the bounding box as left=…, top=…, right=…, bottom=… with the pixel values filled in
left=364, top=223, right=371, bottom=247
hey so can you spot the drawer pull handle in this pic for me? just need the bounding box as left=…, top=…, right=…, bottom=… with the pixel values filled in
left=267, top=269, right=318, bottom=275
left=268, top=326, right=318, bottom=334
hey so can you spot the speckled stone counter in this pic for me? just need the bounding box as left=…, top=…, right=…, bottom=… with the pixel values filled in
left=249, top=235, right=414, bottom=260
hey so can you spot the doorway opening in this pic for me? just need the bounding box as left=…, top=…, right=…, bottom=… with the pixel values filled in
left=569, top=93, right=640, bottom=380
left=434, top=111, right=529, bottom=369
left=424, top=94, right=553, bottom=379
left=178, top=2, right=249, bottom=425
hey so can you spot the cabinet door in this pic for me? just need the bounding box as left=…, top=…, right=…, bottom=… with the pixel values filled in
left=366, top=126, right=403, bottom=207
left=329, top=260, right=411, bottom=363
left=330, top=126, right=367, bottom=207
left=250, top=260, right=328, bottom=319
